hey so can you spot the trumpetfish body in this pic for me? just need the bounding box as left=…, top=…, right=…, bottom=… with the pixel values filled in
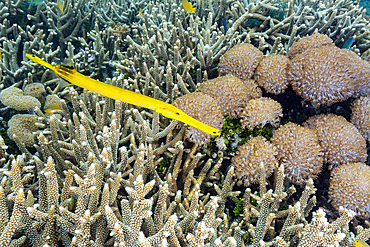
left=26, top=54, right=221, bottom=136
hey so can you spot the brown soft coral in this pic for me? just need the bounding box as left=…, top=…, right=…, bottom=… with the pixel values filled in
left=304, top=114, right=367, bottom=168
left=254, top=55, right=289, bottom=94
left=173, top=92, right=223, bottom=145
left=287, top=33, right=334, bottom=59
left=240, top=97, right=282, bottom=131
left=218, top=43, right=263, bottom=80
left=197, top=74, right=261, bottom=118
left=271, top=122, right=323, bottom=185
left=351, top=96, right=370, bottom=142
left=329, top=162, right=370, bottom=219
left=231, top=136, right=277, bottom=187
left=288, top=46, right=356, bottom=106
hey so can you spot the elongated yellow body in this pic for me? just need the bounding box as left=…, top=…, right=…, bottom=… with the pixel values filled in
left=26, top=54, right=221, bottom=136
left=356, top=239, right=370, bottom=247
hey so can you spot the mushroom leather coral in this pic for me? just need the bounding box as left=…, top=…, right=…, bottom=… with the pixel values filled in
left=197, top=74, right=261, bottom=119
left=173, top=92, right=223, bottom=145
left=329, top=162, right=370, bottom=219
left=271, top=122, right=323, bottom=185
left=231, top=136, right=277, bottom=187
left=218, top=43, right=263, bottom=80
left=288, top=46, right=356, bottom=106
left=304, top=114, right=367, bottom=168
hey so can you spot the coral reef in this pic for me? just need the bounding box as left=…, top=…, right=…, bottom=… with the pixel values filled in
left=240, top=97, right=283, bottom=130
left=271, top=122, right=323, bottom=185
left=304, top=114, right=367, bottom=169
left=1, top=0, right=370, bottom=246
left=173, top=92, right=223, bottom=145
left=351, top=96, right=370, bottom=142
left=231, top=136, right=277, bottom=187
left=197, top=74, right=262, bottom=119
left=329, top=162, right=370, bottom=219
left=0, top=87, right=41, bottom=111
left=218, top=43, right=263, bottom=80
left=254, top=54, right=289, bottom=94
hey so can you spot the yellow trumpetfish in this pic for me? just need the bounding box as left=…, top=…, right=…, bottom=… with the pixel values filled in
left=26, top=54, right=221, bottom=136
left=356, top=239, right=370, bottom=247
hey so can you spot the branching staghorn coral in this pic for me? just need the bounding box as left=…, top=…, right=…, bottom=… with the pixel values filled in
left=114, top=1, right=251, bottom=100
left=231, top=0, right=370, bottom=52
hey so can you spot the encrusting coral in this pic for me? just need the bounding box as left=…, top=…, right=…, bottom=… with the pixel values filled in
left=23, top=83, right=46, bottom=100
left=351, top=96, right=370, bottom=142
left=231, top=136, right=277, bottom=187
left=197, top=74, right=262, bottom=119
left=7, top=114, right=40, bottom=147
left=240, top=97, right=283, bottom=131
left=329, top=162, right=370, bottom=219
left=271, top=122, right=323, bottom=185
left=0, top=87, right=41, bottom=111
left=218, top=43, right=263, bottom=80
left=304, top=113, right=367, bottom=169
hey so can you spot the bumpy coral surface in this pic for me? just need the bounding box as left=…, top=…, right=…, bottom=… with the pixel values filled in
left=7, top=114, right=40, bottom=147
left=218, top=43, right=263, bottom=80
left=23, top=83, right=45, bottom=100
left=340, top=49, right=370, bottom=96
left=197, top=74, right=262, bottom=118
left=287, top=33, right=334, bottom=59
left=288, top=46, right=356, bottom=106
left=304, top=114, right=367, bottom=168
left=173, top=92, right=223, bottom=145
left=351, top=96, right=370, bottom=142
left=240, top=97, right=282, bottom=131
left=231, top=136, right=277, bottom=187
left=271, top=122, right=323, bottom=185
left=329, top=162, right=370, bottom=219
left=0, top=87, right=41, bottom=111
left=254, top=55, right=289, bottom=94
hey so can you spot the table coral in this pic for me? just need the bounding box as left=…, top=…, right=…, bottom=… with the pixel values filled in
left=218, top=43, right=263, bottom=80
left=197, top=74, right=262, bottom=119
left=0, top=87, right=41, bottom=111
left=304, top=114, right=367, bottom=169
left=329, top=162, right=370, bottom=219
left=173, top=92, right=223, bottom=145
left=271, top=122, right=323, bottom=185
